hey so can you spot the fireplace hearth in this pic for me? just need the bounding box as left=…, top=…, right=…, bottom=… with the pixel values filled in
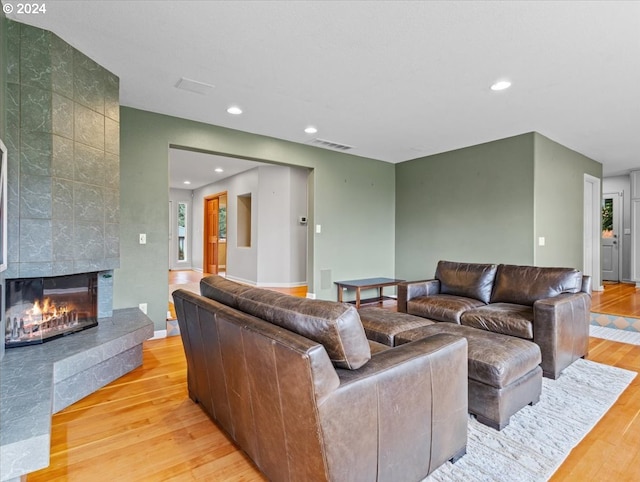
left=4, top=273, right=98, bottom=348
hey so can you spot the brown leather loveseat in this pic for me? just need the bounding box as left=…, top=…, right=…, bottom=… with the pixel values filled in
left=173, top=275, right=468, bottom=481
left=398, top=260, right=592, bottom=379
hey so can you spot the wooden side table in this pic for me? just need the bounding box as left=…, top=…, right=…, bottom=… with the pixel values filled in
left=335, top=277, right=405, bottom=308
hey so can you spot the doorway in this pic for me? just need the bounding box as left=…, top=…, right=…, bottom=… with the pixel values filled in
left=169, top=147, right=312, bottom=291
left=204, top=192, right=227, bottom=275
left=602, top=192, right=622, bottom=282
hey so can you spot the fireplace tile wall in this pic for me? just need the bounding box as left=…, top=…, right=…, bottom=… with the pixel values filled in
left=4, top=20, right=120, bottom=279
left=1, top=18, right=120, bottom=359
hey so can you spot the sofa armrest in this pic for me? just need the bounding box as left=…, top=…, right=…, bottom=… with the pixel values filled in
left=533, top=292, right=591, bottom=379
left=397, top=279, right=440, bottom=313
left=320, top=334, right=468, bottom=480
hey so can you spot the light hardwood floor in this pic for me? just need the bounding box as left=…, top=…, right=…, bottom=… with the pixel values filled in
left=28, top=276, right=640, bottom=481
left=592, top=281, right=640, bottom=317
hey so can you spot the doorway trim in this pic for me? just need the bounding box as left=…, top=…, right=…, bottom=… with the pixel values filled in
left=584, top=174, right=603, bottom=291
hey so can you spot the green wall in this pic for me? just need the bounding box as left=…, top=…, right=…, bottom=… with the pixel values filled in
left=395, top=132, right=602, bottom=281
left=395, top=134, right=536, bottom=280
left=533, top=133, right=602, bottom=267
left=117, top=107, right=396, bottom=330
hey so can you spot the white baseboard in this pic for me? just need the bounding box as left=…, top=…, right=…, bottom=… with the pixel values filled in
left=149, top=330, right=167, bottom=340
left=224, top=275, right=257, bottom=286
left=258, top=281, right=307, bottom=288
left=306, top=292, right=316, bottom=299
left=225, top=275, right=306, bottom=289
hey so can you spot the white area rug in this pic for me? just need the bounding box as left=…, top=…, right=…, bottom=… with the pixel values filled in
left=425, top=358, right=636, bottom=482
left=590, top=325, right=640, bottom=345
left=169, top=282, right=200, bottom=303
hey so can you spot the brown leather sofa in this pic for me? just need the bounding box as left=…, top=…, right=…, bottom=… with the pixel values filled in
left=398, top=260, right=592, bottom=379
left=173, top=275, right=468, bottom=482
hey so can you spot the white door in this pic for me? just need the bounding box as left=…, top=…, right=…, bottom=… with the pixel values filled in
left=602, top=192, right=621, bottom=281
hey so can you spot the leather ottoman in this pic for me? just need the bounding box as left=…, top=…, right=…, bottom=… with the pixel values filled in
left=358, top=308, right=542, bottom=430
left=358, top=307, right=436, bottom=345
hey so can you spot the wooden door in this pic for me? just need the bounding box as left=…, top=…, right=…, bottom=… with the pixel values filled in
left=205, top=197, right=219, bottom=274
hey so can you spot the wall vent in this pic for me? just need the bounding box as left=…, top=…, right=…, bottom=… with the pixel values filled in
left=175, top=77, right=214, bottom=95
left=307, top=138, right=354, bottom=151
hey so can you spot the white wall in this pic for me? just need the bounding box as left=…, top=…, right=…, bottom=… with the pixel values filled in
left=256, top=165, right=308, bottom=286
left=603, top=175, right=632, bottom=281
left=193, top=168, right=259, bottom=283
left=169, top=188, right=193, bottom=270
left=289, top=167, right=309, bottom=284
left=192, top=164, right=308, bottom=286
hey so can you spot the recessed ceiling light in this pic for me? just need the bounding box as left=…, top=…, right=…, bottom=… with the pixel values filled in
left=491, top=80, right=512, bottom=91
left=305, top=126, right=318, bottom=134
left=183, top=181, right=191, bottom=185
left=227, top=106, right=243, bottom=115
left=214, top=168, right=224, bottom=173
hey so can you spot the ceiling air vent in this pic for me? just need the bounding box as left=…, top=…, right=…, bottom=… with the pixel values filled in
left=307, top=138, right=354, bottom=151
left=175, top=77, right=214, bottom=95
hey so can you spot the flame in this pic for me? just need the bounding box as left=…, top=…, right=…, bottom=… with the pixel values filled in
left=23, top=298, right=71, bottom=323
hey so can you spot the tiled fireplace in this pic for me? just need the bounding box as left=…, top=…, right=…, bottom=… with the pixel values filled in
left=1, top=19, right=120, bottom=356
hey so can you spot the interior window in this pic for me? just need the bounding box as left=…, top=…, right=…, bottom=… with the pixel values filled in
left=178, top=202, right=187, bottom=261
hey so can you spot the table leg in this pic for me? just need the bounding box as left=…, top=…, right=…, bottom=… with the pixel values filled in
left=355, top=288, right=361, bottom=309
left=337, top=284, right=343, bottom=303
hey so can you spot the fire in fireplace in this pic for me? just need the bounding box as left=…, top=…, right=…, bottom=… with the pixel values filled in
left=4, top=272, right=98, bottom=348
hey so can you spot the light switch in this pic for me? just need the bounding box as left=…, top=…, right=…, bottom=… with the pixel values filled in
left=316, top=224, right=322, bottom=234
left=139, top=233, right=147, bottom=244
left=538, top=237, right=545, bottom=246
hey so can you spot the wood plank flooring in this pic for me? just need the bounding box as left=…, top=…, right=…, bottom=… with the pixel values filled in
left=28, top=274, right=640, bottom=481
left=28, top=335, right=266, bottom=482
left=592, top=281, right=640, bottom=317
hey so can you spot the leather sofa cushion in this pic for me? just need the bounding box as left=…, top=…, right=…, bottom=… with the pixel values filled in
left=396, top=323, right=541, bottom=388
left=237, top=287, right=371, bottom=370
left=460, top=303, right=534, bottom=339
left=435, top=260, right=497, bottom=304
left=358, top=307, right=436, bottom=346
left=408, top=294, right=485, bottom=323
left=491, top=264, right=582, bottom=306
left=200, top=275, right=252, bottom=308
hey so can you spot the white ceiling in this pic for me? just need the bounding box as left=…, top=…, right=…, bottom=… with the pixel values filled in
left=7, top=1, right=640, bottom=180
left=169, top=149, right=264, bottom=190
